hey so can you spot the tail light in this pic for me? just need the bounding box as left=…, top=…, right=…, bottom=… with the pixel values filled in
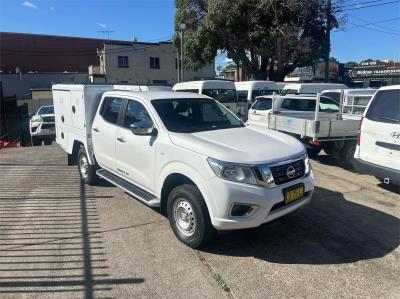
left=357, top=116, right=364, bottom=145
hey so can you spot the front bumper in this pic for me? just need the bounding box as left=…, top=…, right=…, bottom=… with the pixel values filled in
left=30, top=122, right=56, bottom=137
left=200, top=171, right=314, bottom=230
left=354, top=158, right=400, bottom=186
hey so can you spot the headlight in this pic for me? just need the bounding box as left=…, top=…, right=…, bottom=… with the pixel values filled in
left=207, top=158, right=258, bottom=185
left=304, top=154, right=311, bottom=175
left=31, top=115, right=42, bottom=123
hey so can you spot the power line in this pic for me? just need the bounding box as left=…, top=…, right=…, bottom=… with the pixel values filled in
left=340, top=0, right=400, bottom=11
left=335, top=0, right=388, bottom=8
left=344, top=17, right=400, bottom=31
left=348, top=13, right=400, bottom=32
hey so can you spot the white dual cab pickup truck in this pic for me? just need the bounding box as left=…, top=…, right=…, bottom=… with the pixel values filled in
left=53, top=84, right=314, bottom=248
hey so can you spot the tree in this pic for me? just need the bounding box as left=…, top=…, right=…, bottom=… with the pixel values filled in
left=174, top=0, right=344, bottom=81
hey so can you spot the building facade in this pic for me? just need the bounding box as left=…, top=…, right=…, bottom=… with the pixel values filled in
left=91, top=41, right=215, bottom=85
left=0, top=32, right=104, bottom=73
left=345, top=60, right=400, bottom=88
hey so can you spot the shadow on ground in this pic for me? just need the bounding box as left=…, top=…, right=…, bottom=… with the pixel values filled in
left=202, top=186, right=400, bottom=265
left=0, top=169, right=143, bottom=298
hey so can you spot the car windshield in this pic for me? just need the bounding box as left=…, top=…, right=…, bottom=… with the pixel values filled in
left=37, top=106, right=54, bottom=114
left=151, top=98, right=244, bottom=133
left=202, top=89, right=237, bottom=103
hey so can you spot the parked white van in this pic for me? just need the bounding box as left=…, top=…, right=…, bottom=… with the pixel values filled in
left=173, top=80, right=239, bottom=115
left=354, top=85, right=400, bottom=186
left=235, top=81, right=280, bottom=103
left=282, top=83, right=348, bottom=95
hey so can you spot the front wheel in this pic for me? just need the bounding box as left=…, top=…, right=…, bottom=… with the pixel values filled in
left=77, top=147, right=98, bottom=185
left=167, top=184, right=215, bottom=248
left=340, top=141, right=356, bottom=169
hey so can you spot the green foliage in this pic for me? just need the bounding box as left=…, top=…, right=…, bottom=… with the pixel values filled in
left=174, top=0, right=343, bottom=81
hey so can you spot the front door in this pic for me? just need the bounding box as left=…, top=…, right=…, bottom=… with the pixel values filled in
left=92, top=97, right=123, bottom=171
left=115, top=99, right=157, bottom=193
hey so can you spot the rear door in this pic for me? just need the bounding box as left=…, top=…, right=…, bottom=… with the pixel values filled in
left=360, top=89, right=400, bottom=170
left=247, top=98, right=272, bottom=128
left=92, top=97, right=123, bottom=171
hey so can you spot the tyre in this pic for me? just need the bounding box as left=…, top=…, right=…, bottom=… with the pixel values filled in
left=167, top=184, right=215, bottom=248
left=77, top=147, right=98, bottom=185
left=44, top=139, right=52, bottom=145
left=340, top=141, right=356, bottom=169
left=32, top=137, right=41, bottom=146
left=307, top=148, right=321, bottom=158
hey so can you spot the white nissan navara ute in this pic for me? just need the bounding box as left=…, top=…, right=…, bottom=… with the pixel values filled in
left=53, top=85, right=314, bottom=248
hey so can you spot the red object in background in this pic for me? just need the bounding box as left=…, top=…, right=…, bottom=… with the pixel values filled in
left=309, top=140, right=321, bottom=146
left=0, top=140, right=20, bottom=149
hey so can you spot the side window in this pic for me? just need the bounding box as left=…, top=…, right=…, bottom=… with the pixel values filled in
left=237, top=90, right=248, bottom=102
left=319, top=98, right=339, bottom=112
left=252, top=99, right=272, bottom=110
left=100, top=97, right=123, bottom=124
left=281, top=98, right=303, bottom=111
left=124, top=100, right=152, bottom=128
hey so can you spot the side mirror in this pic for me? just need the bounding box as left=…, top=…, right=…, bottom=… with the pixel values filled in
left=129, top=120, right=156, bottom=136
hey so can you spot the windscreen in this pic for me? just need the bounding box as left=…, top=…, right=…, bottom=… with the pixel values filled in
left=202, top=89, right=237, bottom=103
left=366, top=90, right=400, bottom=124
left=37, top=106, right=54, bottom=115
left=151, top=98, right=244, bottom=133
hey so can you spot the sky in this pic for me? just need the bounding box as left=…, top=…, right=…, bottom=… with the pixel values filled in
left=0, top=0, right=399, bottom=70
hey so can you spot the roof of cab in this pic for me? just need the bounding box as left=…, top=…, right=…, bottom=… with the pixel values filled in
left=102, top=90, right=212, bottom=103
left=173, top=80, right=235, bottom=90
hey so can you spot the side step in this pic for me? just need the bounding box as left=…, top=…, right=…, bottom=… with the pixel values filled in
left=96, top=169, right=160, bottom=208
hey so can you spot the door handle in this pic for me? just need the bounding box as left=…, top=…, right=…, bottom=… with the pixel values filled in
left=117, top=137, right=126, bottom=143
left=93, top=127, right=99, bottom=132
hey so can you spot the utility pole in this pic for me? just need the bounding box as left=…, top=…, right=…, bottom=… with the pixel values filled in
left=179, top=23, right=186, bottom=82
left=325, top=0, right=332, bottom=83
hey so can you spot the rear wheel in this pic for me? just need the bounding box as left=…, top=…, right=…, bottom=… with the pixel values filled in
left=167, top=184, right=215, bottom=248
left=77, top=147, right=98, bottom=185
left=32, top=137, right=41, bottom=146
left=44, top=139, right=52, bottom=145
left=340, top=141, right=356, bottom=169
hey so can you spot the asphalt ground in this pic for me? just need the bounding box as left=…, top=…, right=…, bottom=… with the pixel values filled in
left=0, top=145, right=399, bottom=298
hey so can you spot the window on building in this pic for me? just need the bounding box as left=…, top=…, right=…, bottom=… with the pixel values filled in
left=150, top=57, right=160, bottom=69
left=118, top=56, right=129, bottom=68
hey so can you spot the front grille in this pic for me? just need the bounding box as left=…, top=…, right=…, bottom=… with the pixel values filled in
left=270, top=158, right=305, bottom=185
left=42, top=116, right=55, bottom=123
left=41, top=123, right=55, bottom=129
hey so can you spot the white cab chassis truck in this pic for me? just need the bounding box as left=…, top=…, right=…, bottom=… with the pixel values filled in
left=53, top=84, right=314, bottom=248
